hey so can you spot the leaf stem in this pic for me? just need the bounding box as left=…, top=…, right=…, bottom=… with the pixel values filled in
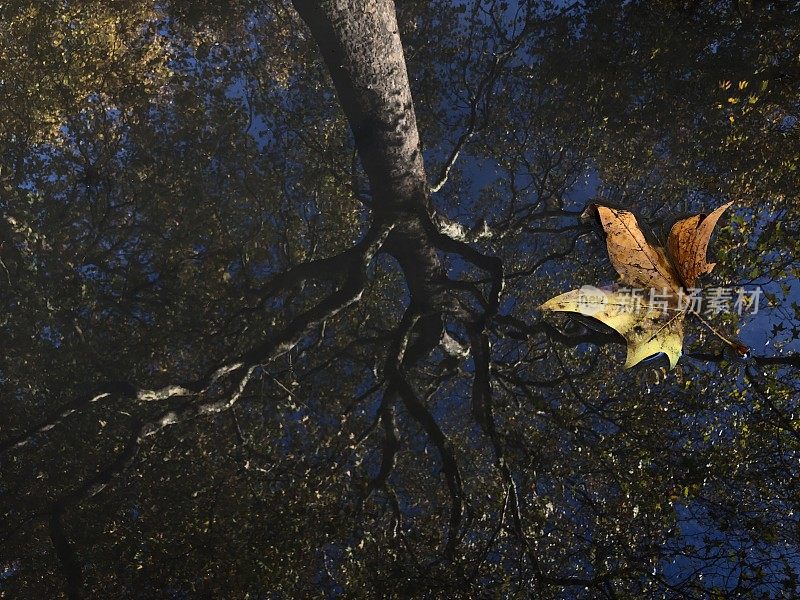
left=688, top=308, right=749, bottom=357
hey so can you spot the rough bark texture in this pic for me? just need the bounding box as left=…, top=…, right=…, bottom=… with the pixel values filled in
left=292, top=0, right=450, bottom=313
left=291, top=0, right=426, bottom=207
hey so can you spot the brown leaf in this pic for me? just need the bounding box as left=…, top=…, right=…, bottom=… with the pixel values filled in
left=667, top=201, right=733, bottom=288
left=596, top=206, right=682, bottom=293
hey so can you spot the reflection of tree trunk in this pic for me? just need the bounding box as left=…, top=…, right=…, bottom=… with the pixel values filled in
left=291, top=0, right=425, bottom=206
left=291, top=0, right=449, bottom=313
left=292, top=0, right=476, bottom=554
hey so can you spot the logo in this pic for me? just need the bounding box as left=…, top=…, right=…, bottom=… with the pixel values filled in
left=576, top=285, right=608, bottom=316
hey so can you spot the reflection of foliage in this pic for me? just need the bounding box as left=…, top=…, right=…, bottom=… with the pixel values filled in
left=1, top=0, right=799, bottom=598
left=1, top=2, right=170, bottom=145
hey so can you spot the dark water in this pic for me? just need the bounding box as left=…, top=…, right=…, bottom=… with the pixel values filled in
left=1, top=1, right=799, bottom=597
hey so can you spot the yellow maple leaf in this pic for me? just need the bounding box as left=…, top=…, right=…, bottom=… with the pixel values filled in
left=540, top=202, right=732, bottom=369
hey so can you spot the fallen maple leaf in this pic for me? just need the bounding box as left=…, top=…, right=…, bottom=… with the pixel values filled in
left=540, top=202, right=733, bottom=369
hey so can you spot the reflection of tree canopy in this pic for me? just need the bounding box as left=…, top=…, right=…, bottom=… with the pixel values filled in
left=1, top=0, right=799, bottom=597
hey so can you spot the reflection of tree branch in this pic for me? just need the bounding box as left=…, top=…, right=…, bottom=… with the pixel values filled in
left=363, top=388, right=401, bottom=499
left=396, top=373, right=464, bottom=557
left=429, top=37, right=519, bottom=193
left=687, top=351, right=800, bottom=369
left=364, top=311, right=417, bottom=497
left=745, top=366, right=800, bottom=444
left=753, top=354, right=800, bottom=368
left=361, top=307, right=467, bottom=555
left=45, top=366, right=256, bottom=599
left=432, top=229, right=504, bottom=315
left=468, top=324, right=537, bottom=570
left=0, top=383, right=134, bottom=454
left=430, top=1, right=582, bottom=195
left=1, top=223, right=392, bottom=456
left=502, top=231, right=589, bottom=281
left=470, top=320, right=619, bottom=590
left=496, top=313, right=619, bottom=349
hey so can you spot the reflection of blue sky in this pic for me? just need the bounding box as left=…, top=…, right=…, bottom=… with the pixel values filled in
left=665, top=501, right=800, bottom=594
